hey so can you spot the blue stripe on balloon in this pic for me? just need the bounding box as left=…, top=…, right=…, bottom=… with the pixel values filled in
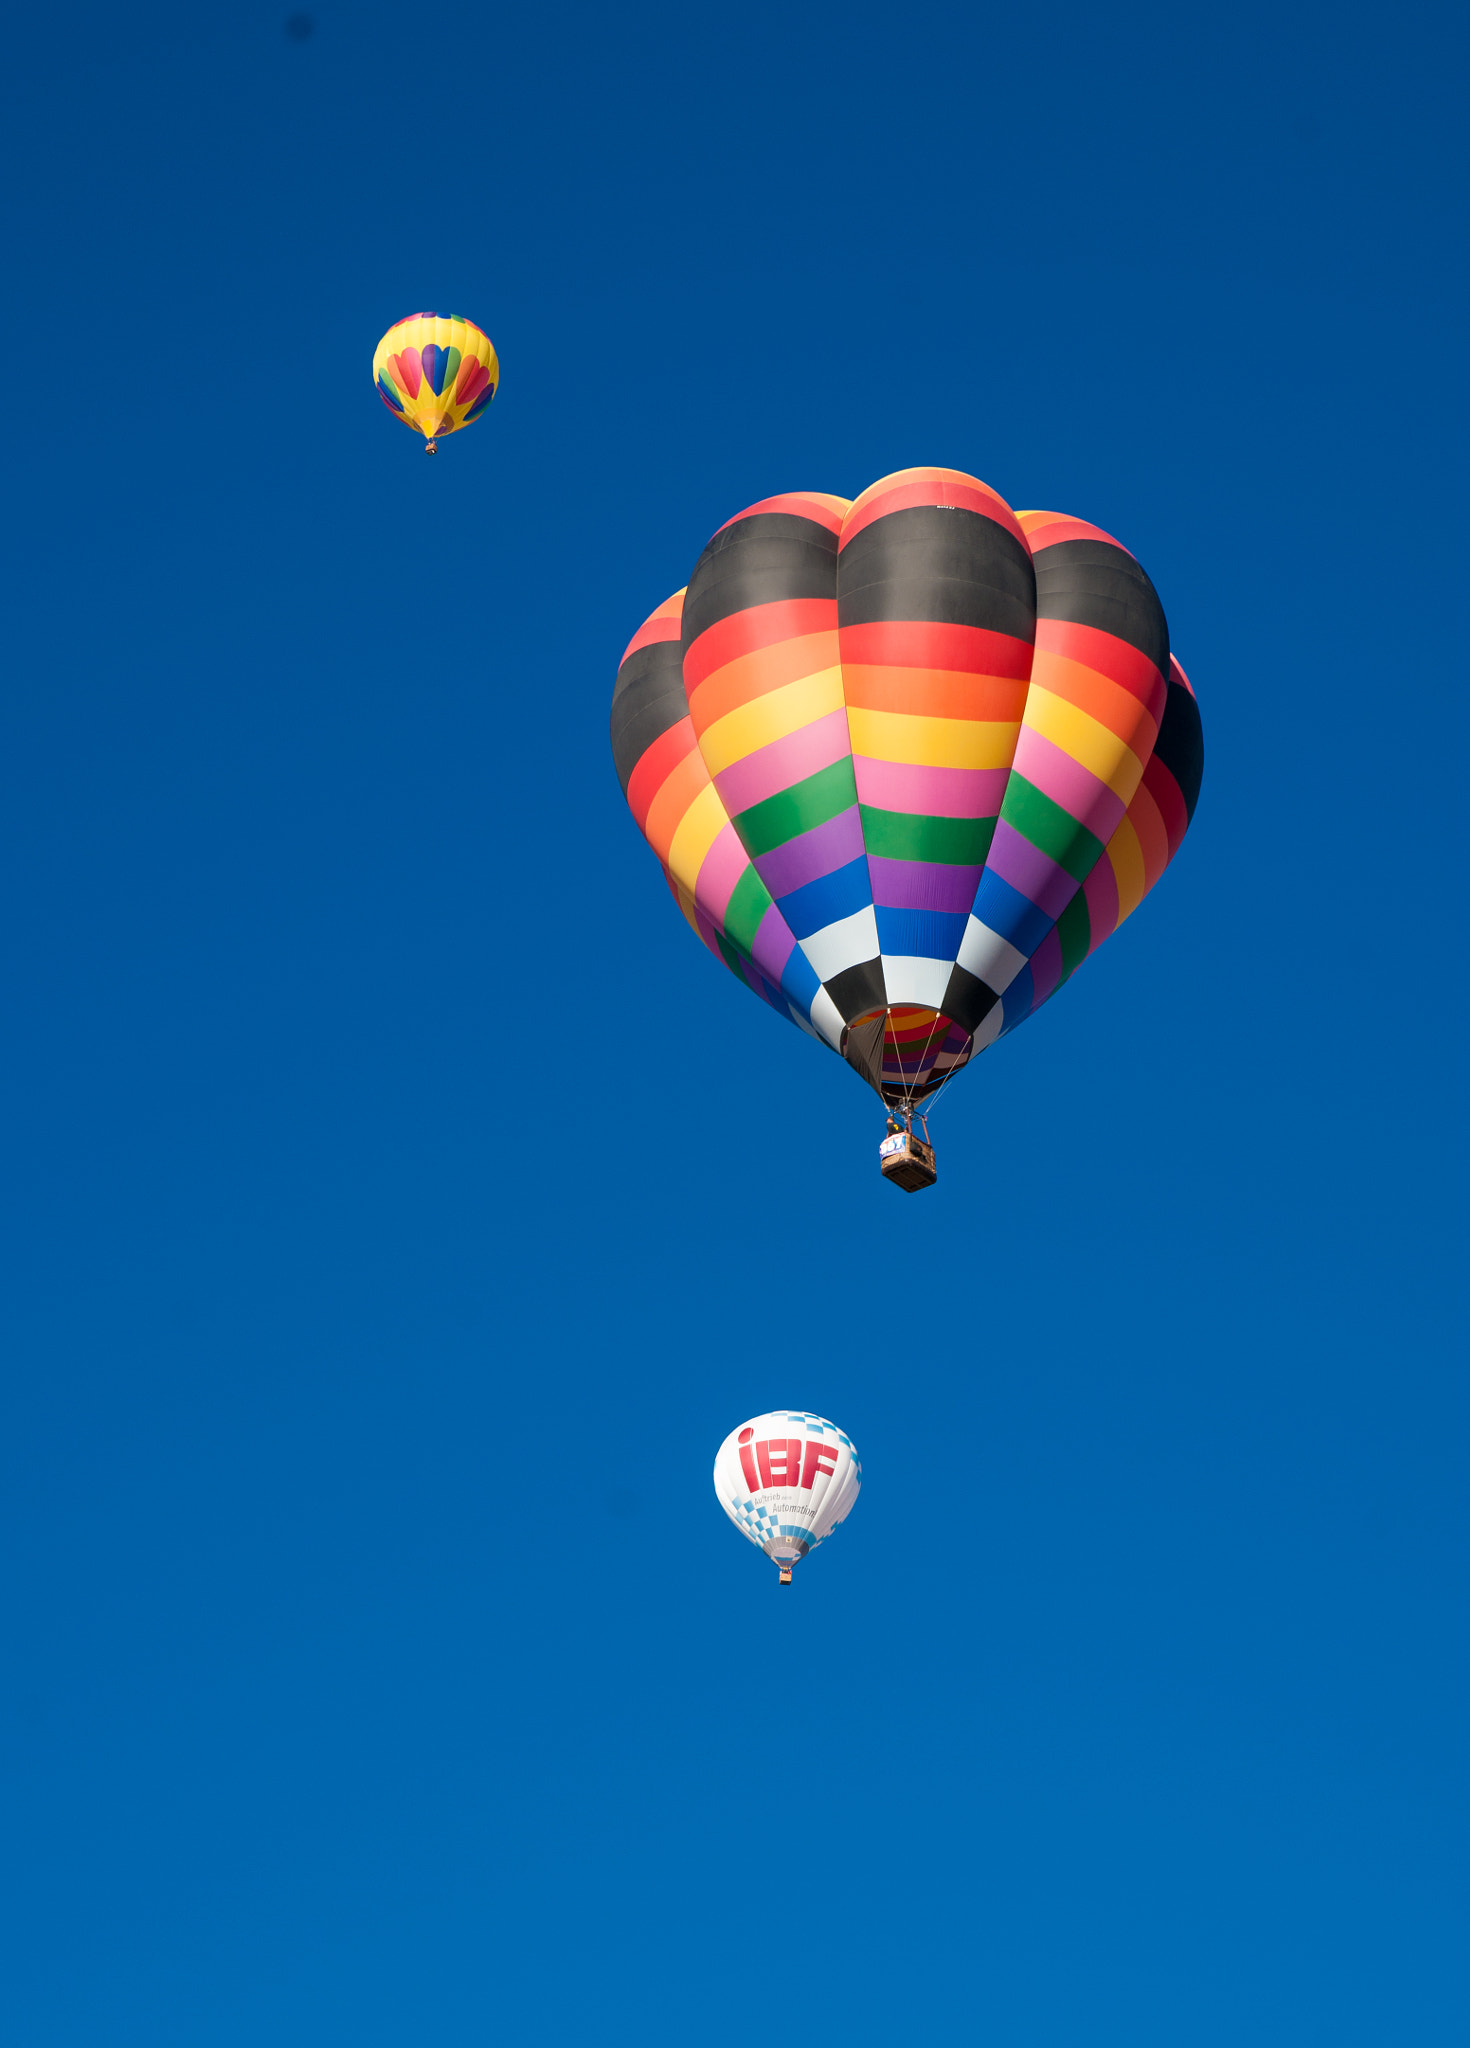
left=873, top=907, right=968, bottom=959
left=376, top=373, right=405, bottom=412
left=969, top=870, right=1053, bottom=959
left=997, top=963, right=1036, bottom=1036
left=777, top=941, right=821, bottom=1015
left=775, top=857, right=872, bottom=940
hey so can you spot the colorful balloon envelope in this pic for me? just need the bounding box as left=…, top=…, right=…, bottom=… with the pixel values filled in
left=611, top=469, right=1203, bottom=1118
left=714, top=1412, right=861, bottom=1585
left=372, top=312, right=498, bottom=453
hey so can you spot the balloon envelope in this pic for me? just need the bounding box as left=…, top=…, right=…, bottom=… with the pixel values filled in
left=714, top=1412, right=862, bottom=1570
left=612, top=471, right=1203, bottom=1107
left=372, top=312, right=498, bottom=446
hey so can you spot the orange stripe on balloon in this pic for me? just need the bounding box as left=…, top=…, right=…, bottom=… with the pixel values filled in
left=686, top=629, right=840, bottom=730
left=841, top=665, right=1029, bottom=721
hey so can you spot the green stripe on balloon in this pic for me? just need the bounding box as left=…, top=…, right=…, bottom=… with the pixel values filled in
left=734, top=757, right=858, bottom=858
left=998, top=775, right=1104, bottom=882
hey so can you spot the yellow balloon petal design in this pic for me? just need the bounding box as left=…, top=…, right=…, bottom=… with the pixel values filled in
left=372, top=312, right=499, bottom=453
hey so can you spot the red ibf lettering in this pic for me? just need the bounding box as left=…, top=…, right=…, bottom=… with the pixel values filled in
left=739, top=1433, right=838, bottom=1496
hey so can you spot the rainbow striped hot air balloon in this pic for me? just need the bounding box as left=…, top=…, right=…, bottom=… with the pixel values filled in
left=372, top=312, right=498, bottom=453
left=610, top=468, right=1204, bottom=1188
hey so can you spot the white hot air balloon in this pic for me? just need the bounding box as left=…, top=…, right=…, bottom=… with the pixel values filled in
left=713, top=1411, right=862, bottom=1586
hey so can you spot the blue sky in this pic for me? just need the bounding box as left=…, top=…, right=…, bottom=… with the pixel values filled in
left=2, top=4, right=1467, bottom=2042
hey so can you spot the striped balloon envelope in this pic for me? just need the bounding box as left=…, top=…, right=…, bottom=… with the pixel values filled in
left=372, top=312, right=498, bottom=452
left=610, top=469, right=1203, bottom=1118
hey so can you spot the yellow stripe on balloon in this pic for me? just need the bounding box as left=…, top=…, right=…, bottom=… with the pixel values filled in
left=697, top=667, right=844, bottom=775
left=845, top=707, right=1018, bottom=770
left=666, top=782, right=729, bottom=895
left=1107, top=816, right=1147, bottom=924
left=1022, top=687, right=1145, bottom=803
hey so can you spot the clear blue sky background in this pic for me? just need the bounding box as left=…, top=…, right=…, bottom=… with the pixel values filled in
left=3, top=5, right=1467, bottom=2043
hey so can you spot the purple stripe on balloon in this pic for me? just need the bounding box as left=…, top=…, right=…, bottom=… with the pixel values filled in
left=752, top=804, right=864, bottom=897
left=852, top=757, right=1009, bottom=818
left=713, top=707, right=851, bottom=816
left=985, top=819, right=1078, bottom=921
left=866, top=856, right=983, bottom=913
left=1029, top=924, right=1064, bottom=1006
left=1010, top=727, right=1126, bottom=843
left=749, top=902, right=797, bottom=987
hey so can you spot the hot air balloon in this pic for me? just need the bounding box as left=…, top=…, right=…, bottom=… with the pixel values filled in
left=610, top=470, right=1203, bottom=1189
left=714, top=1412, right=861, bottom=1586
left=372, top=312, right=498, bottom=454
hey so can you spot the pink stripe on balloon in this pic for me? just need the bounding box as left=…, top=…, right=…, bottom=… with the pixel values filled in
left=986, top=819, right=1078, bottom=921
left=694, top=821, right=748, bottom=925
left=851, top=758, right=1009, bottom=818
left=393, top=348, right=422, bottom=399
left=713, top=708, right=851, bottom=816
left=1010, top=727, right=1126, bottom=843
left=1083, top=854, right=1119, bottom=952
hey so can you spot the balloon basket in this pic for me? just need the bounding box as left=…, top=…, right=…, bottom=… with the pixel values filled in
left=778, top=1566, right=793, bottom=1586
left=878, top=1112, right=937, bottom=1192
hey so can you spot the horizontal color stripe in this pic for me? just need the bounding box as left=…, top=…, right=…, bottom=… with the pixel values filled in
left=1008, top=727, right=1126, bottom=846
left=867, top=855, right=984, bottom=913
left=842, top=469, right=1028, bottom=550
left=956, top=914, right=1026, bottom=994
left=1022, top=687, right=1145, bottom=802
left=753, top=806, right=865, bottom=897
left=1109, top=816, right=1147, bottom=923
left=1030, top=647, right=1163, bottom=751
left=692, top=820, right=749, bottom=925
left=698, top=666, right=844, bottom=775
left=874, top=906, right=968, bottom=958
left=851, top=758, right=1009, bottom=818
left=837, top=619, right=1034, bottom=674
left=997, top=775, right=1105, bottom=884
left=619, top=594, right=685, bottom=667
left=775, top=855, right=872, bottom=938
left=712, top=706, right=851, bottom=816
left=733, top=756, right=858, bottom=858
left=1019, top=511, right=1130, bottom=557
left=687, top=629, right=841, bottom=730
left=986, top=818, right=1084, bottom=922
left=714, top=492, right=850, bottom=537
left=969, top=869, right=1054, bottom=958
left=626, top=716, right=697, bottom=834
left=841, top=664, right=1030, bottom=720
left=847, top=706, right=1018, bottom=770
left=643, top=748, right=710, bottom=863
left=877, top=956, right=953, bottom=1009
left=799, top=904, right=881, bottom=982
left=858, top=806, right=996, bottom=866
left=666, top=780, right=727, bottom=894
left=683, top=599, right=836, bottom=692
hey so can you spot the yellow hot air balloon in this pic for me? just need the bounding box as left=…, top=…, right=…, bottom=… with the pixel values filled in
left=372, top=312, right=498, bottom=454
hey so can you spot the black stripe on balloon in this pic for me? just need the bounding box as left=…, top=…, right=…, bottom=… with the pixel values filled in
left=609, top=638, right=690, bottom=795
left=822, top=956, right=888, bottom=1024
left=938, top=964, right=1000, bottom=1039
left=680, top=514, right=839, bottom=652
left=838, top=506, right=1036, bottom=642
left=1152, top=674, right=1204, bottom=823
left=1032, top=537, right=1169, bottom=677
